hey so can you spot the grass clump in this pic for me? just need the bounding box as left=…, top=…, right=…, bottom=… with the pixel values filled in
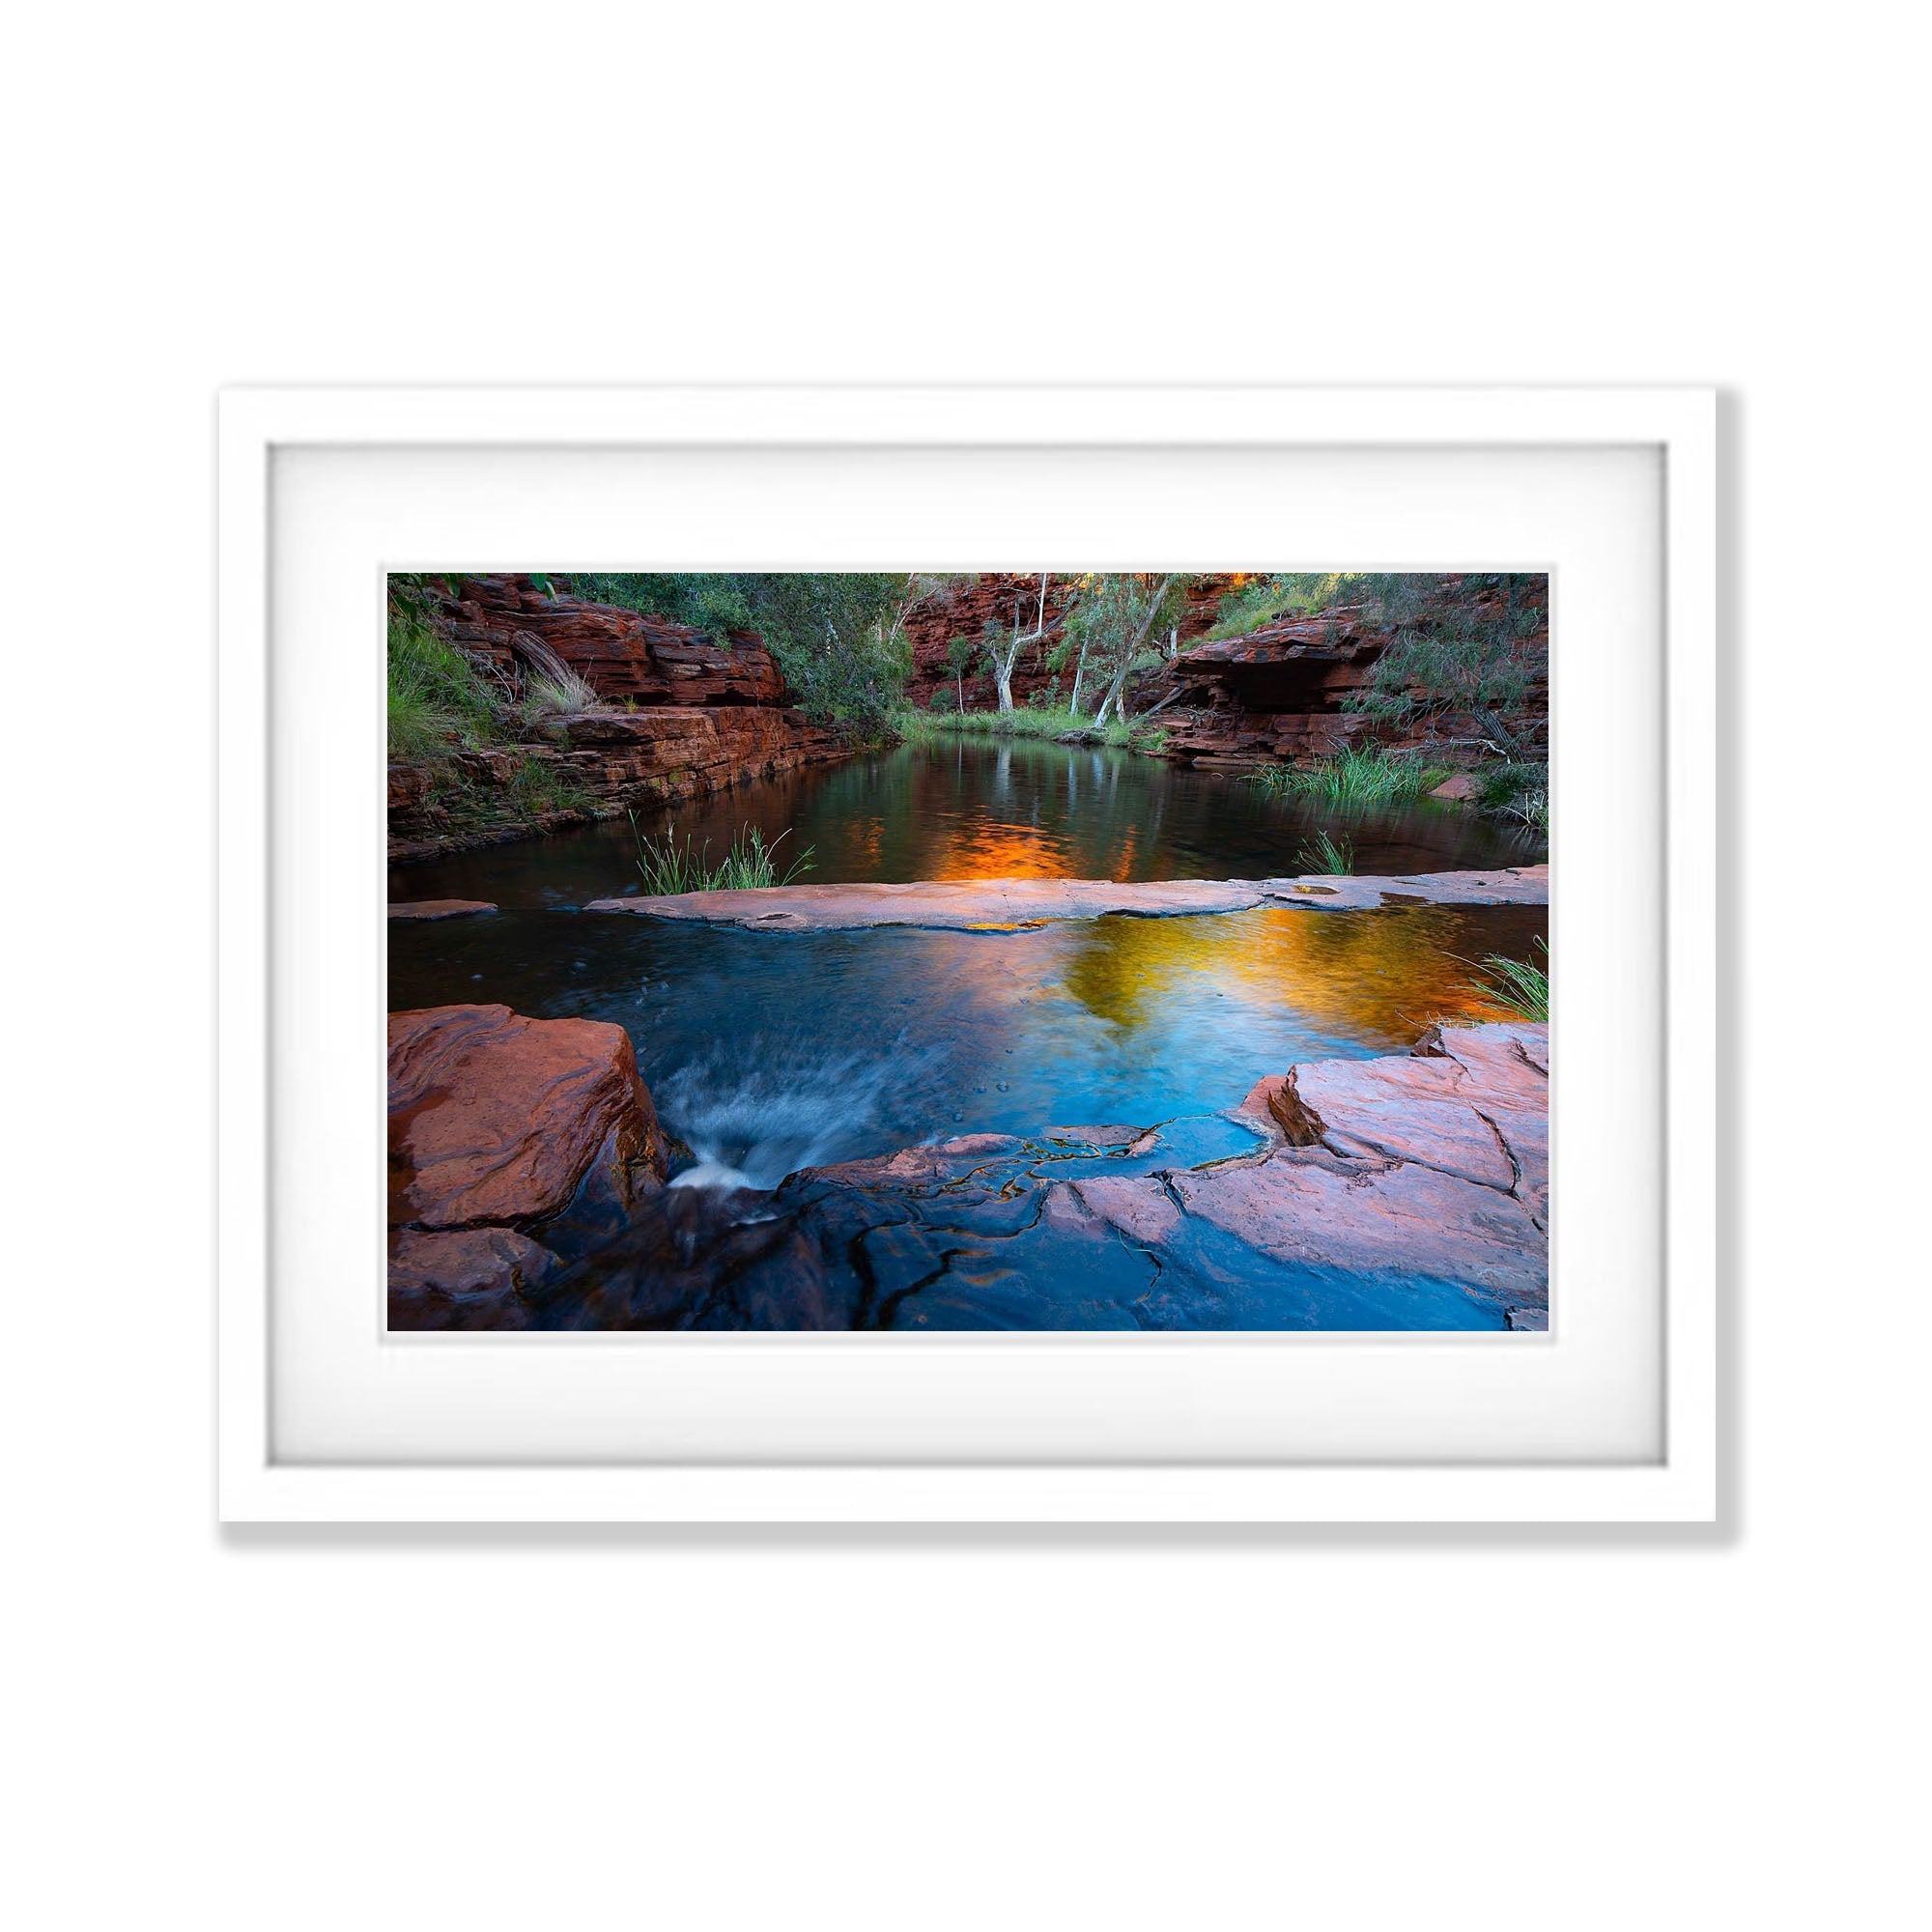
left=505, top=756, right=591, bottom=816
left=1467, top=939, right=1549, bottom=1023
left=895, top=705, right=1167, bottom=752
left=1479, top=760, right=1549, bottom=834
left=631, top=815, right=815, bottom=895
left=518, top=667, right=601, bottom=730
left=1293, top=830, right=1354, bottom=875
left=1249, top=743, right=1448, bottom=806
left=387, top=596, right=502, bottom=760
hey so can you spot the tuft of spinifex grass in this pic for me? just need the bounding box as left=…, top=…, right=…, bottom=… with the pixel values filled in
left=1465, top=939, right=1549, bottom=1023
left=631, top=814, right=815, bottom=894
left=1293, top=830, right=1355, bottom=875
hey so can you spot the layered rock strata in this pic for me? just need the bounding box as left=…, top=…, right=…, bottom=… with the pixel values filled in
left=388, top=576, right=852, bottom=864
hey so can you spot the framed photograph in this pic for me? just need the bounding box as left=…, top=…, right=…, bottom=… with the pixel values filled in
left=218, top=384, right=1716, bottom=1521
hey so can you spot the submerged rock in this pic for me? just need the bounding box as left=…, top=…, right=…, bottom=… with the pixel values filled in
left=523, top=1024, right=1548, bottom=1332
left=387, top=1227, right=557, bottom=1329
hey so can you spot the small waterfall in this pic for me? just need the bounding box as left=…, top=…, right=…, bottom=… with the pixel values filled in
left=657, top=1032, right=947, bottom=1191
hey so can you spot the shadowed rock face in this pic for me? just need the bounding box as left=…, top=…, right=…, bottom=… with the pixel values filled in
left=583, top=867, right=1548, bottom=932
left=513, top=1023, right=1549, bottom=1333
left=387, top=1004, right=672, bottom=1326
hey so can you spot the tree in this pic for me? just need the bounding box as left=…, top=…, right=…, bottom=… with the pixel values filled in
left=1059, top=573, right=1190, bottom=726
left=945, top=634, right=978, bottom=712
left=1345, top=573, right=1548, bottom=757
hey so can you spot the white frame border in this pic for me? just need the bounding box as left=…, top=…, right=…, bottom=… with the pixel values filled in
left=217, top=385, right=1716, bottom=1523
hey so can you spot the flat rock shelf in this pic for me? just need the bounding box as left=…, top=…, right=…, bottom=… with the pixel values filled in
left=582, top=865, right=1548, bottom=932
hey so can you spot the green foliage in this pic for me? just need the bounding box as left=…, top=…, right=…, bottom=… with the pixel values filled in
left=1345, top=574, right=1547, bottom=756
left=1467, top=940, right=1549, bottom=1023
left=630, top=814, right=815, bottom=895
left=504, top=756, right=591, bottom=816
left=1477, top=760, right=1549, bottom=834
left=569, top=572, right=924, bottom=737
left=934, top=633, right=980, bottom=713
left=386, top=578, right=503, bottom=760
left=1058, top=574, right=1193, bottom=723
left=1207, top=573, right=1360, bottom=639
left=927, top=685, right=959, bottom=712
left=1248, top=744, right=1449, bottom=806
left=1293, top=830, right=1355, bottom=875
left=895, top=705, right=1167, bottom=752
left=896, top=707, right=1080, bottom=745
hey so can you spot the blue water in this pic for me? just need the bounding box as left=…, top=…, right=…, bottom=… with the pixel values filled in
left=387, top=741, right=1547, bottom=1330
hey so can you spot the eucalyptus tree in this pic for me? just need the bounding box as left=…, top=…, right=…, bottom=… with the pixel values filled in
left=945, top=632, right=979, bottom=711
left=1060, top=573, right=1192, bottom=727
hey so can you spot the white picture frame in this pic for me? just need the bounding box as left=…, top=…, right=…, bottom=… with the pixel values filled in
left=218, top=384, right=1716, bottom=1523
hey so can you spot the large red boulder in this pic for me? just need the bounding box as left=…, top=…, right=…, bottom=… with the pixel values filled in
left=388, top=1004, right=669, bottom=1233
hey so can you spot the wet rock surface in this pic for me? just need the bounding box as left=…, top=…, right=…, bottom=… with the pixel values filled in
left=514, top=1022, right=1548, bottom=1332
left=583, top=867, right=1548, bottom=931
left=387, top=898, right=497, bottom=920
left=387, top=1003, right=673, bottom=1325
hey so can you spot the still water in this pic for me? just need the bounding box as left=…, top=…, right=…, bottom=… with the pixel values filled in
left=389, top=742, right=1547, bottom=1190
left=393, top=737, right=1543, bottom=908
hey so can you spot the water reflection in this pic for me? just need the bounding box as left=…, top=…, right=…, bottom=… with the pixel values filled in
left=389, top=901, right=1548, bottom=1180
left=1059, top=904, right=1544, bottom=1040
left=392, top=738, right=1544, bottom=907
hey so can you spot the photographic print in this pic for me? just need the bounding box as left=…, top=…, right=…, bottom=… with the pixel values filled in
left=387, top=570, right=1549, bottom=1332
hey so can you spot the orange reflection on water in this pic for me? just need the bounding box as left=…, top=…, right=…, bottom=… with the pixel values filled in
left=929, top=819, right=1077, bottom=881
left=1057, top=905, right=1548, bottom=1045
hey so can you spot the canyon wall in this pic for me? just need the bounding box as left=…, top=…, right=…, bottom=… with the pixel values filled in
left=905, top=573, right=1548, bottom=769
left=388, top=576, right=849, bottom=864
left=1137, top=583, right=1548, bottom=767
left=902, top=572, right=1247, bottom=710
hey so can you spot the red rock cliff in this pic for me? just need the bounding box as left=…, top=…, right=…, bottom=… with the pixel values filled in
left=902, top=573, right=1248, bottom=709
left=388, top=576, right=850, bottom=864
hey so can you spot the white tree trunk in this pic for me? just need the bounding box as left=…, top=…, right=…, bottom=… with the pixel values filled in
left=1068, top=639, right=1089, bottom=716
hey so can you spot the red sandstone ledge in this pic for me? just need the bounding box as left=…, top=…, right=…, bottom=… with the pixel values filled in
left=387, top=898, right=497, bottom=921
left=582, top=867, right=1548, bottom=931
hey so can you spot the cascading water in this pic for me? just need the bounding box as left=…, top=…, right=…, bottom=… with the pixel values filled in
left=657, top=1031, right=952, bottom=1190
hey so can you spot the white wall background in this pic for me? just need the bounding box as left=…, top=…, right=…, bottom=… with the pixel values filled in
left=4, top=5, right=1922, bottom=1928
